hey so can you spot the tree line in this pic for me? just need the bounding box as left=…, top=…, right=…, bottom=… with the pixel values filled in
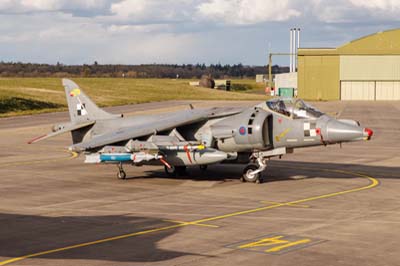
left=0, top=62, right=289, bottom=78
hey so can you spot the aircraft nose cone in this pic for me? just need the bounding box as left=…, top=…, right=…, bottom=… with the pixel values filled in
left=326, top=120, right=366, bottom=143
left=363, top=128, right=373, bottom=140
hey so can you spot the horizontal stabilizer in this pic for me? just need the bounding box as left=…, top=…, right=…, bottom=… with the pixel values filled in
left=28, top=121, right=95, bottom=144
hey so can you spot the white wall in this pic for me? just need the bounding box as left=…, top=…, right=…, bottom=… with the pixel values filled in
left=340, top=55, right=400, bottom=81
left=274, top=72, right=297, bottom=89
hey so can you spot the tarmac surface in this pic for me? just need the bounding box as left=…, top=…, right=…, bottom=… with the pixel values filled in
left=0, top=100, right=399, bottom=266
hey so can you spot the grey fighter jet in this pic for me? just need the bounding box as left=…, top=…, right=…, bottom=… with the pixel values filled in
left=29, top=79, right=373, bottom=183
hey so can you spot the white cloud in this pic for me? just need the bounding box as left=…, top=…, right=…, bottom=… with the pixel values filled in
left=309, top=0, right=400, bottom=23
left=0, top=0, right=399, bottom=65
left=349, top=0, right=400, bottom=10
left=197, top=0, right=301, bottom=24
left=107, top=24, right=171, bottom=34
left=109, top=0, right=199, bottom=23
left=0, top=0, right=112, bottom=14
left=110, top=0, right=148, bottom=18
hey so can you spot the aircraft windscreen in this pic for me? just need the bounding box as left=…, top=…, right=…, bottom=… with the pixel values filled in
left=266, top=99, right=324, bottom=119
left=292, top=99, right=324, bottom=119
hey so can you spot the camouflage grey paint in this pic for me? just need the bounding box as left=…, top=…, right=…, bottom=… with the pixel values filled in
left=29, top=79, right=373, bottom=178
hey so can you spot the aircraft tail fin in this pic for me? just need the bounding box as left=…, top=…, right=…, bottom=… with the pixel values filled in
left=62, top=78, right=120, bottom=123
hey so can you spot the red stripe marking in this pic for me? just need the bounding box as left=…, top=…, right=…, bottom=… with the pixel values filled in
left=183, top=145, right=192, bottom=164
left=27, top=134, right=47, bottom=144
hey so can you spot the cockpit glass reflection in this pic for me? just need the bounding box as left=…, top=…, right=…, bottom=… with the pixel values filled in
left=266, top=98, right=324, bottom=119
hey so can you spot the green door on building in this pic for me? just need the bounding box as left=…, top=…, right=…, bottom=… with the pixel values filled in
left=278, top=88, right=294, bottom=97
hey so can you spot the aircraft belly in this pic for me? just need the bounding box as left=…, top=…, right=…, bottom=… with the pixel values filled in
left=216, top=137, right=265, bottom=152
left=162, top=149, right=228, bottom=166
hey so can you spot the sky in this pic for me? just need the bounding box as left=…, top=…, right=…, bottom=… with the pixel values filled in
left=0, top=0, right=399, bottom=66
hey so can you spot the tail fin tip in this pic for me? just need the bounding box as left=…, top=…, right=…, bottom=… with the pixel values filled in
left=62, top=78, right=117, bottom=123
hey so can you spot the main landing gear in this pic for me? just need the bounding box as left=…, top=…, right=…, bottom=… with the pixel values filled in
left=117, top=162, right=126, bottom=179
left=241, top=157, right=268, bottom=184
left=164, top=165, right=187, bottom=177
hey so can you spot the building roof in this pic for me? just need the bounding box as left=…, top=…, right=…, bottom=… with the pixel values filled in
left=298, top=28, right=400, bottom=56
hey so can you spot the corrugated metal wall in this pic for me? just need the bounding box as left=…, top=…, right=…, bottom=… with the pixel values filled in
left=376, top=81, right=400, bottom=100
left=340, top=55, right=400, bottom=80
left=341, top=81, right=375, bottom=100
left=297, top=55, right=339, bottom=100
left=298, top=29, right=400, bottom=100
left=340, top=81, right=400, bottom=100
left=340, top=56, right=400, bottom=100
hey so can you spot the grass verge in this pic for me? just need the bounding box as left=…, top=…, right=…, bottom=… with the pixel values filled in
left=0, top=78, right=267, bottom=117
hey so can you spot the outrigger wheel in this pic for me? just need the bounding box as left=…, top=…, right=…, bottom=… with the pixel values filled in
left=117, top=163, right=126, bottom=180
left=242, top=164, right=262, bottom=183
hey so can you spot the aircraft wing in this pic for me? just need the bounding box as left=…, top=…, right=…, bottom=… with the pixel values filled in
left=207, top=107, right=245, bottom=118
left=70, top=108, right=238, bottom=152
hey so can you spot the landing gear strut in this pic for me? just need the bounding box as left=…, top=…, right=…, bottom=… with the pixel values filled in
left=117, top=162, right=126, bottom=179
left=241, top=157, right=267, bottom=184
left=241, top=148, right=288, bottom=184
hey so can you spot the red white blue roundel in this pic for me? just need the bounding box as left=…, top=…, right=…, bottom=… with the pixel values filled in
left=239, top=126, right=246, bottom=135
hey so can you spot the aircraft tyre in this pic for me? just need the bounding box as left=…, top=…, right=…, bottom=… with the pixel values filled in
left=117, top=162, right=126, bottom=179
left=164, top=166, right=187, bottom=177
left=117, top=170, right=126, bottom=180
left=165, top=165, right=176, bottom=176
left=243, top=164, right=261, bottom=183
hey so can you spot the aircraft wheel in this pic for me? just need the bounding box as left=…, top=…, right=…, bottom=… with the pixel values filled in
left=165, top=166, right=187, bottom=177
left=165, top=165, right=176, bottom=177
left=117, top=170, right=126, bottom=180
left=242, top=164, right=260, bottom=183
left=199, top=165, right=208, bottom=171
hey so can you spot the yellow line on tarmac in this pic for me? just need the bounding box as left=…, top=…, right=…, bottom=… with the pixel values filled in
left=0, top=168, right=379, bottom=265
left=0, top=224, right=184, bottom=266
left=266, top=238, right=311, bottom=253
left=0, top=151, right=78, bottom=167
left=260, top=200, right=310, bottom=208
left=163, top=219, right=220, bottom=228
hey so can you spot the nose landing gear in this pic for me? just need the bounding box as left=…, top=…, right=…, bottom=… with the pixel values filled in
left=241, top=148, right=288, bottom=184
left=241, top=157, right=267, bottom=184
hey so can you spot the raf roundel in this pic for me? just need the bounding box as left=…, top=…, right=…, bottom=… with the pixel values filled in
left=239, top=126, right=246, bottom=136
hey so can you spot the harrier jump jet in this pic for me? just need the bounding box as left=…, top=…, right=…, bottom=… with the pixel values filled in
left=29, top=79, right=373, bottom=183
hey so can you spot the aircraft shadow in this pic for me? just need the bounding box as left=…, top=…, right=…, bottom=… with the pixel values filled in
left=141, top=160, right=399, bottom=183
left=0, top=213, right=203, bottom=263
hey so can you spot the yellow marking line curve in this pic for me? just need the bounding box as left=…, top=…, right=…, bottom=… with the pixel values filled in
left=0, top=168, right=379, bottom=265
left=0, top=151, right=78, bottom=167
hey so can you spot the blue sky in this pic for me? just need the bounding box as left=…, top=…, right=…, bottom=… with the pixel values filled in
left=0, top=0, right=399, bottom=66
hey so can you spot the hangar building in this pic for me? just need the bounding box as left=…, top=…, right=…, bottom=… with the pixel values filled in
left=297, top=28, right=400, bottom=100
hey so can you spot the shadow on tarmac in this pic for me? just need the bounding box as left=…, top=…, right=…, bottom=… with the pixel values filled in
left=0, top=213, right=203, bottom=263
left=141, top=160, right=400, bottom=182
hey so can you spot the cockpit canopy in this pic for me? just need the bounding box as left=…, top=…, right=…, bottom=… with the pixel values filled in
left=266, top=98, right=324, bottom=119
